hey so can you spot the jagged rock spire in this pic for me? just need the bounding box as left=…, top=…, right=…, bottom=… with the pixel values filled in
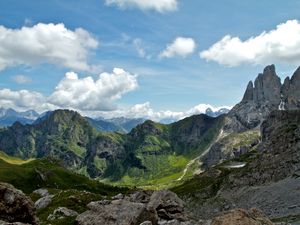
left=229, top=64, right=292, bottom=130
left=253, top=64, right=281, bottom=105
left=241, top=81, right=254, bottom=102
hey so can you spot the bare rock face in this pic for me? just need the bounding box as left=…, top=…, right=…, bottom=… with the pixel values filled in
left=282, top=66, right=300, bottom=110
left=211, top=208, right=274, bottom=225
left=76, top=199, right=157, bottom=225
left=228, top=65, right=300, bottom=130
left=253, top=65, right=281, bottom=106
left=0, top=183, right=38, bottom=225
left=148, top=190, right=186, bottom=222
left=47, top=207, right=78, bottom=221
left=34, top=193, right=54, bottom=210
left=76, top=190, right=188, bottom=225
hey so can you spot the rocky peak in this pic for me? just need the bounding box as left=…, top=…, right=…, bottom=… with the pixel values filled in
left=281, top=66, right=300, bottom=110
left=241, top=81, right=254, bottom=102
left=290, top=66, right=300, bottom=84
left=253, top=64, right=281, bottom=105
left=229, top=65, right=300, bottom=130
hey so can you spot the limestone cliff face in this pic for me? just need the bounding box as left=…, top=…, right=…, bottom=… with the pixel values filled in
left=282, top=66, right=300, bottom=110
left=229, top=65, right=300, bottom=130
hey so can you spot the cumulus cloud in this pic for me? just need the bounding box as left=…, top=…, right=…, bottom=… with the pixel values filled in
left=200, top=20, right=300, bottom=66
left=49, top=68, right=138, bottom=111
left=0, top=89, right=51, bottom=111
left=0, top=68, right=138, bottom=112
left=12, top=75, right=32, bottom=84
left=160, top=37, right=196, bottom=58
left=0, top=23, right=98, bottom=71
left=105, top=0, right=178, bottom=13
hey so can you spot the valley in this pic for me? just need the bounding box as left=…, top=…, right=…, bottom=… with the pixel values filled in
left=1, top=65, right=300, bottom=225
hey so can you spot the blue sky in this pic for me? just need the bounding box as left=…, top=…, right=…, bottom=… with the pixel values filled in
left=0, top=0, right=300, bottom=120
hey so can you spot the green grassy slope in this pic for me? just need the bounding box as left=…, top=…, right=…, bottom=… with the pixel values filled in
left=0, top=155, right=128, bottom=195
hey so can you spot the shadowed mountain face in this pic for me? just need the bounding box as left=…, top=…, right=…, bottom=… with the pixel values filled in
left=229, top=65, right=300, bottom=130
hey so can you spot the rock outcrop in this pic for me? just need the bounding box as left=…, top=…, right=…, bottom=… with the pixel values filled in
left=47, top=207, right=78, bottom=221
left=229, top=65, right=300, bottom=130
left=76, top=190, right=188, bottom=225
left=0, top=183, right=38, bottom=225
left=211, top=208, right=274, bottom=225
left=33, top=188, right=54, bottom=210
left=175, top=110, right=300, bottom=224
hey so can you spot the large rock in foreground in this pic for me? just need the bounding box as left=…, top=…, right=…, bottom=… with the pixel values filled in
left=76, top=199, right=157, bottom=225
left=0, top=183, right=38, bottom=225
left=76, top=190, right=188, bottom=225
left=211, top=208, right=274, bottom=225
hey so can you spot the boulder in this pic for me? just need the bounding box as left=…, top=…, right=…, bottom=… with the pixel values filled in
left=76, top=199, right=158, bottom=225
left=0, top=183, right=38, bottom=225
left=148, top=190, right=186, bottom=221
left=32, top=188, right=49, bottom=197
left=211, top=208, right=274, bottom=225
left=34, top=194, right=54, bottom=210
left=76, top=190, right=190, bottom=225
left=130, top=190, right=153, bottom=203
left=47, top=207, right=78, bottom=221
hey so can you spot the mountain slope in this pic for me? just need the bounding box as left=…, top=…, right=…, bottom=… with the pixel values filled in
left=0, top=153, right=127, bottom=195
left=172, top=110, right=300, bottom=224
left=0, top=109, right=226, bottom=186
left=198, top=65, right=300, bottom=170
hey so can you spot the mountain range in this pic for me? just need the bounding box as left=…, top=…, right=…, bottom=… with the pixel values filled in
left=0, top=108, right=39, bottom=127
left=0, top=107, right=229, bottom=133
left=1, top=65, right=300, bottom=224
left=0, top=65, right=298, bottom=185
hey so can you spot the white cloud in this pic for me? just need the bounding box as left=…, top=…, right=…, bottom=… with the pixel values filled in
left=105, top=0, right=178, bottom=13
left=0, top=89, right=51, bottom=111
left=96, top=102, right=232, bottom=122
left=48, top=68, right=138, bottom=111
left=12, top=75, right=32, bottom=84
left=0, top=68, right=138, bottom=112
left=0, top=23, right=98, bottom=72
left=200, top=20, right=300, bottom=66
left=160, top=37, right=196, bottom=58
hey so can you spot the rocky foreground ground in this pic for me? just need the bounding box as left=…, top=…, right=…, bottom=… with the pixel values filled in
left=0, top=182, right=280, bottom=225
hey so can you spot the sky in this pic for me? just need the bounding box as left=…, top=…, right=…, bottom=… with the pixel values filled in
left=0, top=0, right=300, bottom=121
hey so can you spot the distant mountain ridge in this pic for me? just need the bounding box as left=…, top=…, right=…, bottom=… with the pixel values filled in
left=0, top=107, right=229, bottom=132
left=0, top=108, right=39, bottom=127
left=86, top=117, right=145, bottom=133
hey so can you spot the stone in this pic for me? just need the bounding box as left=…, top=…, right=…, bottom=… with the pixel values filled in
left=140, top=221, right=153, bottom=225
left=211, top=208, right=274, bottom=225
left=0, top=183, right=38, bottom=225
left=76, top=199, right=158, bottom=225
left=34, top=194, right=54, bottom=210
left=33, top=188, right=49, bottom=197
left=130, top=190, right=153, bottom=204
left=48, top=207, right=78, bottom=220
left=148, top=190, right=186, bottom=221
left=112, top=193, right=125, bottom=200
